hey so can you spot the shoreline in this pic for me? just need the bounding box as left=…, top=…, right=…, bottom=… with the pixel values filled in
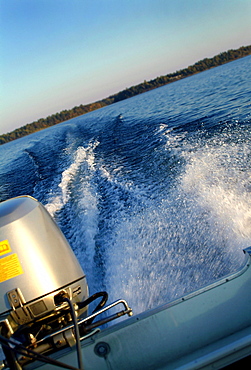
left=1, top=45, right=251, bottom=145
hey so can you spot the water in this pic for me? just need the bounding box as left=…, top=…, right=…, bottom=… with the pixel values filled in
left=0, top=56, right=251, bottom=315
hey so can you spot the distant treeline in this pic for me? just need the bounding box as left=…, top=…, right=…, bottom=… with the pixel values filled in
left=1, top=45, right=251, bottom=145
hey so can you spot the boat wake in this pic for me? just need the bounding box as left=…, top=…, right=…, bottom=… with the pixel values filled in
left=37, top=120, right=251, bottom=316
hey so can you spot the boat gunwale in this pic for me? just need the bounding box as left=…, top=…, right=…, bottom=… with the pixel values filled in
left=91, top=247, right=251, bottom=338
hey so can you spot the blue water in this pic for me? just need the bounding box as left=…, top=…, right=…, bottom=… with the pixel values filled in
left=1, top=56, right=251, bottom=315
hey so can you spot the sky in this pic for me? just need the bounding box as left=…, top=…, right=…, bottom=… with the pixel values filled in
left=1, top=0, right=251, bottom=135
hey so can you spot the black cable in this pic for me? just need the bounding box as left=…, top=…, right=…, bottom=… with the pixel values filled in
left=63, top=297, right=84, bottom=370
left=91, top=292, right=108, bottom=313
left=77, top=291, right=108, bottom=316
left=0, top=334, right=80, bottom=370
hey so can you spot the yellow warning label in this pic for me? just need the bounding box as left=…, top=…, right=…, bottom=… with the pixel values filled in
left=0, top=240, right=11, bottom=256
left=0, top=254, right=23, bottom=283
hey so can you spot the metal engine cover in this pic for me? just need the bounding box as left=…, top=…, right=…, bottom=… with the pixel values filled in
left=0, top=196, right=88, bottom=319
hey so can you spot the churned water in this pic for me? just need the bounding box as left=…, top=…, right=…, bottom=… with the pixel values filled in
left=0, top=55, right=251, bottom=315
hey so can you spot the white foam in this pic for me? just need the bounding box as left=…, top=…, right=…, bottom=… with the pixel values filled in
left=103, top=134, right=251, bottom=314
left=181, top=145, right=251, bottom=243
left=45, top=141, right=99, bottom=217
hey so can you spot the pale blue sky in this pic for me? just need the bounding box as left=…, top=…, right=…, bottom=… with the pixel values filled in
left=1, top=0, right=251, bottom=134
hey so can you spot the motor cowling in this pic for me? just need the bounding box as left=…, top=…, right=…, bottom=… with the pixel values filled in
left=0, top=196, right=88, bottom=335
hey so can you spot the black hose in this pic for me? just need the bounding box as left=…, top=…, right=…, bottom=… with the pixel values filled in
left=77, top=291, right=108, bottom=313
left=77, top=291, right=108, bottom=327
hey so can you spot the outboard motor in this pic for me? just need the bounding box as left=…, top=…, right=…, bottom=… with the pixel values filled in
left=0, top=196, right=132, bottom=370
